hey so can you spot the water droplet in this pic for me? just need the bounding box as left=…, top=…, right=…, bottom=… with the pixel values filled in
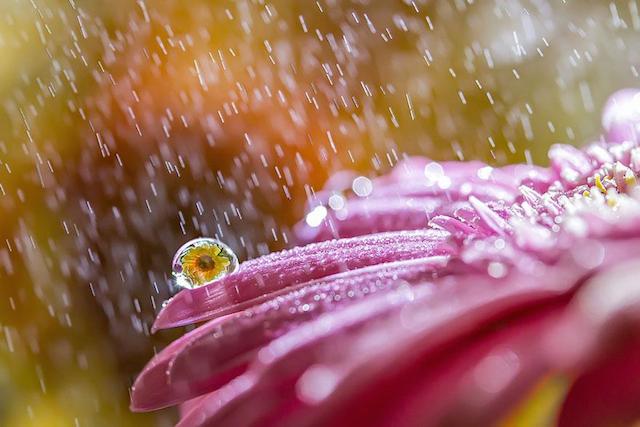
left=424, top=162, right=444, bottom=185
left=352, top=176, right=373, bottom=197
left=487, top=261, right=507, bottom=278
left=305, top=206, right=328, bottom=227
left=328, top=193, right=346, bottom=210
left=477, top=166, right=494, bottom=180
left=171, top=238, right=239, bottom=290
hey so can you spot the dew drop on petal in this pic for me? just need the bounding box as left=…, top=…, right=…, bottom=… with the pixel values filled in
left=487, top=261, right=507, bottom=278
left=171, top=238, right=239, bottom=290
left=437, top=175, right=452, bottom=189
left=352, top=176, right=373, bottom=197
left=570, top=240, right=605, bottom=269
left=296, top=364, right=340, bottom=405
left=477, top=166, right=494, bottom=180
left=305, top=205, right=328, bottom=227
left=424, top=162, right=444, bottom=185
left=328, top=193, right=346, bottom=210
left=473, top=350, right=520, bottom=395
left=335, top=207, right=349, bottom=220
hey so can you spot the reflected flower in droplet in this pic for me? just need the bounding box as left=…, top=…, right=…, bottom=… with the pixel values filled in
left=172, top=238, right=238, bottom=290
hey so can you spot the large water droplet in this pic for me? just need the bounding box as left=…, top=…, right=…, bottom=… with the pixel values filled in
left=171, top=238, right=239, bottom=290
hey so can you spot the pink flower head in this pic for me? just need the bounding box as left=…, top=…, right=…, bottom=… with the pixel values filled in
left=132, top=89, right=640, bottom=426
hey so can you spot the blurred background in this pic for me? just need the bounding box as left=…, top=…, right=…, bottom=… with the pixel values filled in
left=1, top=0, right=639, bottom=425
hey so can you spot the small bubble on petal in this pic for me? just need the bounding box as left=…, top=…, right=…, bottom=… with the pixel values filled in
left=488, top=261, right=507, bottom=278
left=328, top=193, right=346, bottom=210
left=424, top=162, right=444, bottom=185
left=305, top=206, right=328, bottom=227
left=352, top=176, right=373, bottom=197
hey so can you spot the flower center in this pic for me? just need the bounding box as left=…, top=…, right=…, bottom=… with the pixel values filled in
left=196, top=255, right=216, bottom=271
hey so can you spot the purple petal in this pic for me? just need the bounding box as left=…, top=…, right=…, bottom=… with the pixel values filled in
left=175, top=264, right=579, bottom=427
left=557, top=339, right=640, bottom=427
left=602, top=88, right=640, bottom=143
left=133, top=256, right=449, bottom=409
left=154, top=229, right=454, bottom=330
left=548, top=144, right=595, bottom=187
left=296, top=197, right=467, bottom=243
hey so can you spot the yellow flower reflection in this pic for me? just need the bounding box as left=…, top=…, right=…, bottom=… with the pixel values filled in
left=179, top=243, right=232, bottom=287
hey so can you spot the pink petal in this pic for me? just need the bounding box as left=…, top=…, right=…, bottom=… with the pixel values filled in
left=133, top=257, right=449, bottom=410
left=557, top=338, right=640, bottom=427
left=296, top=197, right=467, bottom=243
left=369, top=179, right=519, bottom=203
left=548, top=144, right=595, bottom=187
left=545, top=259, right=640, bottom=427
left=176, top=260, right=584, bottom=427
left=602, top=88, right=640, bottom=143
left=468, top=196, right=512, bottom=236
left=154, top=229, right=454, bottom=330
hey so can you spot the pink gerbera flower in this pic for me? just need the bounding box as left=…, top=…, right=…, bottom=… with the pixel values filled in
left=131, top=89, right=640, bottom=426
